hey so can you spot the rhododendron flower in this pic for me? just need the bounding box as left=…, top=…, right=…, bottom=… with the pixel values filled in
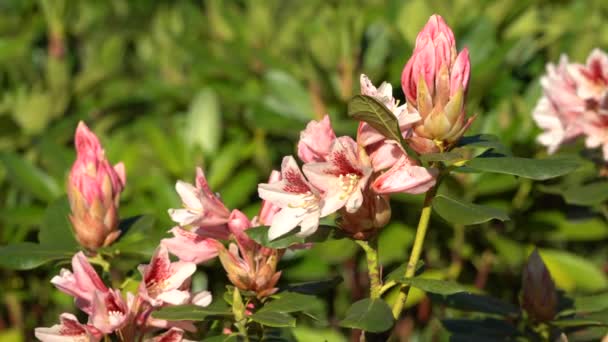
left=401, top=15, right=473, bottom=152
left=161, top=227, right=219, bottom=264
left=89, top=289, right=131, bottom=334
left=35, top=313, right=101, bottom=342
left=337, top=189, right=391, bottom=240
left=138, top=246, right=197, bottom=307
left=258, top=156, right=323, bottom=240
left=533, top=49, right=608, bottom=159
left=257, top=170, right=282, bottom=226
left=68, top=121, right=126, bottom=251
left=303, top=137, right=373, bottom=215
left=168, top=167, right=231, bottom=236
left=297, top=115, right=336, bottom=163
left=147, top=328, right=196, bottom=342
left=372, top=156, right=438, bottom=195
left=51, top=252, right=108, bottom=314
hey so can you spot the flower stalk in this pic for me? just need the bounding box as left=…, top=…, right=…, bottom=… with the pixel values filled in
left=391, top=180, right=439, bottom=318
left=356, top=237, right=381, bottom=299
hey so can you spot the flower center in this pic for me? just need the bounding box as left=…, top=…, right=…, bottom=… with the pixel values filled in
left=339, top=173, right=360, bottom=200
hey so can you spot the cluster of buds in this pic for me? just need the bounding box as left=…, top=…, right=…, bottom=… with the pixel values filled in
left=401, top=15, right=473, bottom=153
left=35, top=248, right=210, bottom=341
left=533, top=49, right=608, bottom=160
left=68, top=122, right=126, bottom=251
left=521, top=249, right=558, bottom=322
left=163, top=168, right=284, bottom=298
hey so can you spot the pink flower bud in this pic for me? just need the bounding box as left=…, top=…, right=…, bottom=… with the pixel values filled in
left=401, top=15, right=473, bottom=152
left=68, top=122, right=126, bottom=251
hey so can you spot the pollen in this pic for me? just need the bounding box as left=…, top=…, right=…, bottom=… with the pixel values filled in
left=339, top=173, right=360, bottom=200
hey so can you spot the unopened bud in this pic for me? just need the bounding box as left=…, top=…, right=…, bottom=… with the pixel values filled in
left=521, top=249, right=558, bottom=322
left=337, top=190, right=391, bottom=240
left=68, top=122, right=126, bottom=251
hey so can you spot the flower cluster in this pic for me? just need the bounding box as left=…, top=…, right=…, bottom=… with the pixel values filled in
left=35, top=249, right=209, bottom=341
left=533, top=49, right=608, bottom=159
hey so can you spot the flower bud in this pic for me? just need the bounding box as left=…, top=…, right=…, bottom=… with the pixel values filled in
left=217, top=242, right=282, bottom=298
left=336, top=189, right=391, bottom=240
left=68, top=122, right=126, bottom=251
left=401, top=15, right=474, bottom=152
left=521, top=249, right=558, bottom=322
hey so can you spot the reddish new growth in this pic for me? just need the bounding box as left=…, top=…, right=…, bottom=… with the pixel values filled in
left=327, top=151, right=362, bottom=177
left=282, top=169, right=311, bottom=193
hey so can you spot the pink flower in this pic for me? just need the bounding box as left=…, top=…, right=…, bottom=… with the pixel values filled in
left=51, top=252, right=108, bottom=314
left=297, top=115, right=336, bottom=163
left=89, top=290, right=131, bottom=334
left=68, top=121, right=126, bottom=251
left=570, top=49, right=608, bottom=109
left=258, top=156, right=323, bottom=240
left=161, top=227, right=220, bottom=264
left=303, top=137, right=373, bottom=215
left=533, top=55, right=586, bottom=153
left=168, top=167, right=231, bottom=236
left=372, top=156, right=438, bottom=195
left=138, top=246, right=197, bottom=307
left=35, top=313, right=101, bottom=342
left=400, top=15, right=473, bottom=152
left=146, top=328, right=195, bottom=342
left=257, top=170, right=282, bottom=226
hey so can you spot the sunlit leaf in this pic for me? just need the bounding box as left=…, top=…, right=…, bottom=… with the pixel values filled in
left=433, top=195, right=509, bottom=225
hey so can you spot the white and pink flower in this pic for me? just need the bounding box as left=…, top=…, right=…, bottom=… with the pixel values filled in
left=35, top=313, right=101, bottom=342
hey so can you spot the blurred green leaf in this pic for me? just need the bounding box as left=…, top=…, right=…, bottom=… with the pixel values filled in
left=185, top=88, right=222, bottom=154
left=250, top=311, right=296, bottom=328
left=399, top=277, right=468, bottom=296
left=539, top=248, right=608, bottom=292
left=0, top=242, right=74, bottom=270
left=561, top=181, right=608, bottom=206
left=0, top=152, right=61, bottom=202
left=38, top=196, right=78, bottom=250
left=433, top=194, right=509, bottom=225
left=340, top=298, right=394, bottom=333
left=432, top=292, right=520, bottom=317
left=263, top=70, right=314, bottom=121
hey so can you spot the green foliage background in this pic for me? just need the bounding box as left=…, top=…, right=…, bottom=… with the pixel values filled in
left=1, top=0, right=607, bottom=340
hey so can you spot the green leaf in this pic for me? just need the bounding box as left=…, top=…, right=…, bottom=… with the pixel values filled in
left=202, top=335, right=240, bottom=342
left=339, top=298, right=394, bottom=333
left=152, top=302, right=232, bottom=321
left=559, top=292, right=608, bottom=317
left=185, top=88, right=222, bottom=154
left=347, top=95, right=402, bottom=144
left=539, top=248, right=608, bottom=292
left=561, top=181, right=608, bottom=205
left=0, top=243, right=74, bottom=270
left=442, top=319, right=520, bottom=339
left=106, top=216, right=164, bottom=257
left=400, top=277, right=468, bottom=295
left=258, top=292, right=319, bottom=314
left=262, top=70, right=314, bottom=121
left=458, top=134, right=512, bottom=156
left=433, top=195, right=509, bottom=225
left=250, top=311, right=296, bottom=328
left=431, top=292, right=520, bottom=317
left=420, top=150, right=467, bottom=164
left=384, top=261, right=425, bottom=282
left=245, top=225, right=343, bottom=249
left=551, top=319, right=608, bottom=329
left=284, top=277, right=343, bottom=295
left=466, top=156, right=580, bottom=180
left=0, top=152, right=61, bottom=202
left=38, top=197, right=78, bottom=250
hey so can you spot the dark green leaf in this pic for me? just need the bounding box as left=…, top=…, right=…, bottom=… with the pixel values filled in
left=399, top=277, right=468, bottom=295
left=107, top=215, right=163, bottom=257
left=0, top=152, right=61, bottom=202
left=384, top=261, right=424, bottom=282
left=38, top=197, right=78, bottom=250
left=245, top=225, right=343, bottom=249
left=259, top=292, right=319, bottom=314
left=430, top=292, right=520, bottom=316
left=152, top=302, right=232, bottom=321
left=339, top=298, right=394, bottom=333
left=466, top=156, right=580, bottom=180
left=561, top=293, right=608, bottom=316
left=347, top=95, right=402, bottom=144
left=250, top=311, right=295, bottom=328
left=433, top=195, right=509, bottom=225
left=0, top=243, right=74, bottom=270
left=457, top=134, right=512, bottom=156
left=442, top=319, right=519, bottom=339
left=284, top=277, right=343, bottom=295
left=551, top=319, right=608, bottom=329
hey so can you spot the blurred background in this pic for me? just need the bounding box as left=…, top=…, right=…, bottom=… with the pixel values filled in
left=1, top=0, right=608, bottom=340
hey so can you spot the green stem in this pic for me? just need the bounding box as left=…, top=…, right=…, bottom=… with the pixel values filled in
left=391, top=184, right=438, bottom=318
left=356, top=237, right=381, bottom=299
left=88, top=253, right=110, bottom=273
